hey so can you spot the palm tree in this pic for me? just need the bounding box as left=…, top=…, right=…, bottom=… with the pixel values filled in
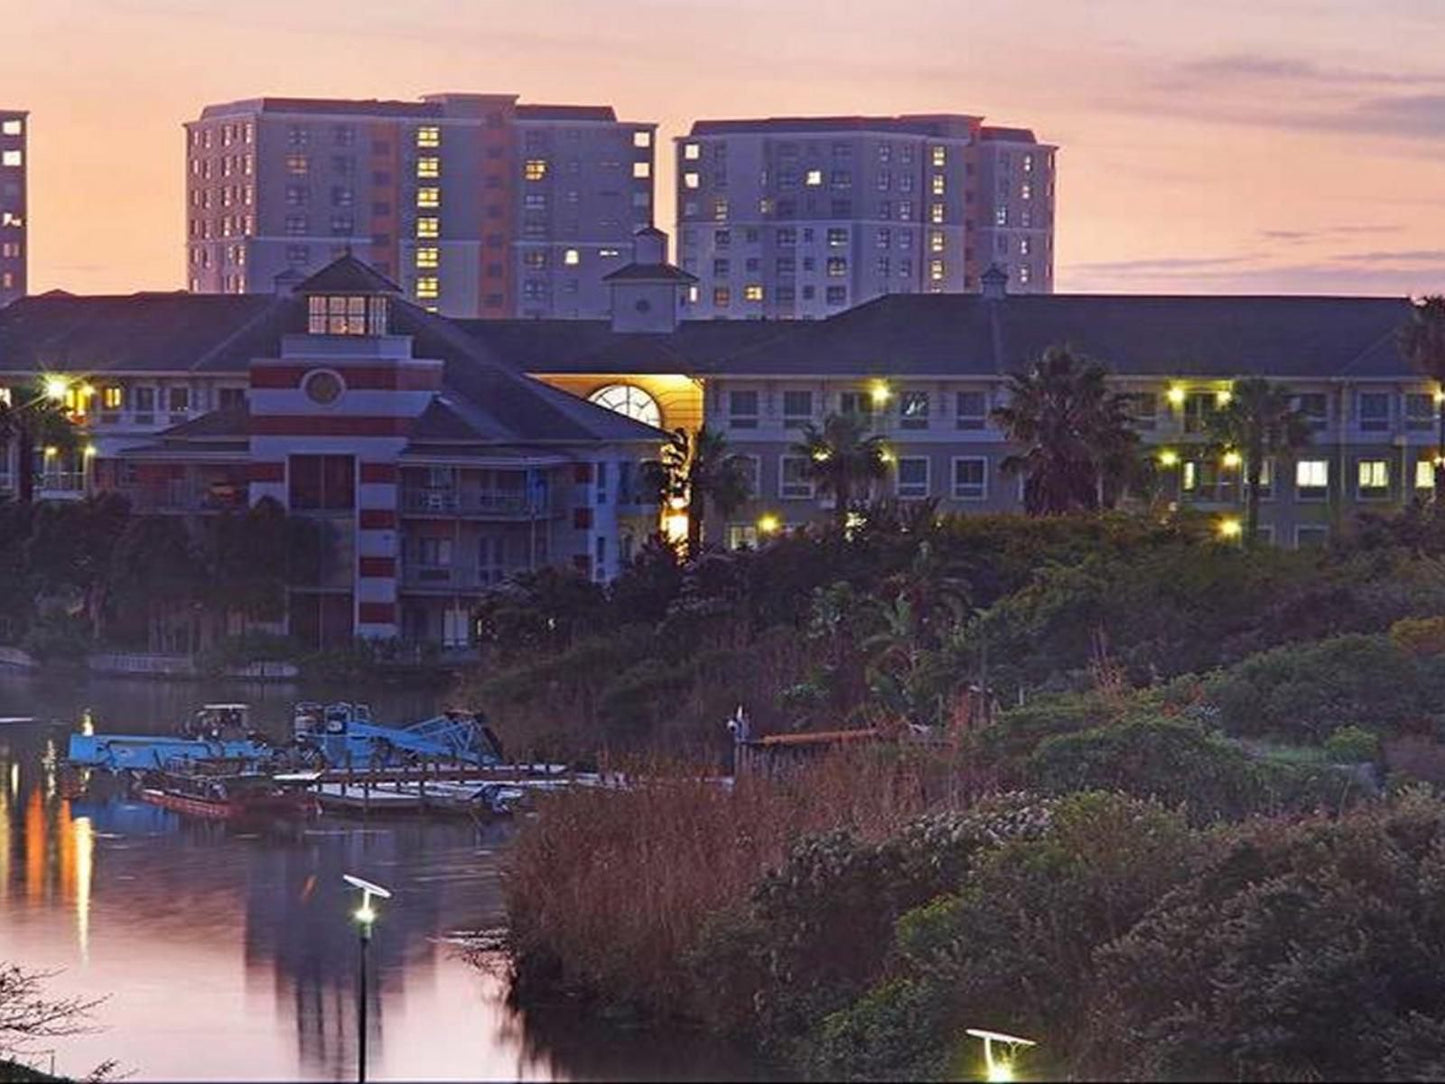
left=991, top=345, right=1138, bottom=515
left=1204, top=377, right=1311, bottom=544
left=1398, top=296, right=1445, bottom=497
left=793, top=412, right=889, bottom=526
left=641, top=425, right=753, bottom=558
left=0, top=381, right=81, bottom=504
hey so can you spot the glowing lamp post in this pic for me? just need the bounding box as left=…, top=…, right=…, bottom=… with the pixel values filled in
left=343, top=874, right=392, bottom=1084
left=965, top=1028, right=1036, bottom=1082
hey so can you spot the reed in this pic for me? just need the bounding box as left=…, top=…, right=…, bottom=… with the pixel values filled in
left=503, top=747, right=966, bottom=1020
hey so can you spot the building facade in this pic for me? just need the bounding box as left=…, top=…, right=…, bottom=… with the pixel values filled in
left=0, top=109, right=26, bottom=308
left=674, top=114, right=1055, bottom=320
left=0, top=240, right=1437, bottom=647
left=184, top=95, right=656, bottom=320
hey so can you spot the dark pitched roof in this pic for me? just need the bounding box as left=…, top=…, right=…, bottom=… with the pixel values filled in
left=294, top=255, right=402, bottom=295
left=601, top=263, right=697, bottom=284
left=459, top=293, right=1420, bottom=382
left=0, top=292, right=286, bottom=374
left=157, top=406, right=249, bottom=439
left=980, top=127, right=1040, bottom=143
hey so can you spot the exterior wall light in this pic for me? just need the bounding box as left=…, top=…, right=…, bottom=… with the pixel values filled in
left=1165, top=385, right=1186, bottom=407
left=1157, top=449, right=1179, bottom=467
left=1218, top=517, right=1243, bottom=540
left=1216, top=388, right=1233, bottom=406
left=1221, top=451, right=1242, bottom=468
left=757, top=513, right=781, bottom=534
left=43, top=376, right=68, bottom=401
left=869, top=380, right=892, bottom=406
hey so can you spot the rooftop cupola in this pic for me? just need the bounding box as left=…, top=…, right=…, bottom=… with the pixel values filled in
left=980, top=263, right=1010, bottom=301
left=605, top=227, right=697, bottom=334
left=294, top=254, right=403, bottom=336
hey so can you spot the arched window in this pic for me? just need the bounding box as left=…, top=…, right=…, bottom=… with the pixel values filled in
left=588, top=384, right=661, bottom=428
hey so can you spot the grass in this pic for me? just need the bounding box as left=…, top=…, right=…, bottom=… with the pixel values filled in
left=503, top=746, right=975, bottom=1021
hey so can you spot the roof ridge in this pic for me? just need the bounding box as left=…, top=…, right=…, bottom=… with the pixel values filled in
left=192, top=296, right=289, bottom=371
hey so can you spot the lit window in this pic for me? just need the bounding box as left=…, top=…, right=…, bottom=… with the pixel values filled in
left=633, top=161, right=651, bottom=179
left=588, top=384, right=661, bottom=427
left=417, top=187, right=440, bottom=208
left=599, top=248, right=620, bottom=258
left=1, top=150, right=21, bottom=168
left=930, top=203, right=945, bottom=224
left=930, top=146, right=946, bottom=167
left=524, top=159, right=548, bottom=181
left=899, top=391, right=930, bottom=428
left=1, top=120, right=21, bottom=136
left=1417, top=460, right=1437, bottom=490
left=995, top=206, right=1008, bottom=226
left=416, top=276, right=440, bottom=300
left=415, top=246, right=439, bottom=269
left=684, top=143, right=700, bottom=160
left=931, top=174, right=945, bottom=195
left=1020, top=237, right=1031, bottom=256
left=805, top=169, right=823, bottom=186
left=1021, top=182, right=1033, bottom=201
left=633, top=130, right=652, bottom=148
left=417, top=156, right=440, bottom=179
left=1023, top=154, right=1034, bottom=173
left=930, top=259, right=945, bottom=281
left=1296, top=459, right=1329, bottom=497
left=714, top=286, right=731, bottom=308
left=683, top=172, right=700, bottom=189
left=101, top=386, right=124, bottom=410
left=416, top=217, right=439, bottom=239
left=416, top=126, right=440, bottom=148
left=713, top=198, right=729, bottom=221
left=744, top=284, right=764, bottom=301
left=1019, top=266, right=1031, bottom=285
left=1358, top=459, right=1390, bottom=495
left=929, top=231, right=945, bottom=253
left=564, top=248, right=579, bottom=266
left=827, top=257, right=847, bottom=277
left=285, top=154, right=307, bottom=175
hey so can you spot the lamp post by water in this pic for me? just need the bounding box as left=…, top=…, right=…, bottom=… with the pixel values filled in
left=343, top=874, right=392, bottom=1084
left=964, top=1028, right=1036, bottom=1082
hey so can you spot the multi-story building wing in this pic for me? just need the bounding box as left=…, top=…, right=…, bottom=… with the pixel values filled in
left=0, top=109, right=26, bottom=308
left=675, top=114, right=1054, bottom=321
left=185, top=94, right=655, bottom=319
left=975, top=127, right=1056, bottom=293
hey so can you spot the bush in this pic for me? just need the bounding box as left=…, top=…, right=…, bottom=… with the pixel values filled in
left=19, top=612, right=91, bottom=663
left=1325, top=724, right=1383, bottom=763
left=1390, top=614, right=1445, bottom=656
left=806, top=793, right=1200, bottom=1081
left=1185, top=633, right=1445, bottom=744
left=1095, top=791, right=1445, bottom=1081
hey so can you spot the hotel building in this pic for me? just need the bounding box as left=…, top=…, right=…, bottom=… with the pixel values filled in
left=0, top=109, right=26, bottom=308
left=0, top=237, right=1433, bottom=646
left=674, top=114, right=1055, bottom=320
left=185, top=94, right=657, bottom=319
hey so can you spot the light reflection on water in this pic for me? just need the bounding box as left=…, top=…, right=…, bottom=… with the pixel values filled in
left=0, top=673, right=778, bottom=1083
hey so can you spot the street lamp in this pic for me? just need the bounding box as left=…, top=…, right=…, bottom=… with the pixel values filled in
left=343, top=874, right=392, bottom=1084
left=965, top=1028, right=1036, bottom=1083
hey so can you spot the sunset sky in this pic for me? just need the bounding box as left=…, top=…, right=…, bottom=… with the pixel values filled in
left=5, top=0, right=1445, bottom=297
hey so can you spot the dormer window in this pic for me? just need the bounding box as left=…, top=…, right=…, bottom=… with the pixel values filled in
left=308, top=294, right=388, bottom=335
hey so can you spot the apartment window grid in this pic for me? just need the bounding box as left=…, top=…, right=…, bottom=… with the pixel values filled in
left=1296, top=459, right=1330, bottom=500
left=896, top=457, right=930, bottom=499
left=1358, top=392, right=1391, bottom=432
left=899, top=391, right=930, bottom=430
left=955, top=391, right=988, bottom=430
left=780, top=456, right=815, bottom=500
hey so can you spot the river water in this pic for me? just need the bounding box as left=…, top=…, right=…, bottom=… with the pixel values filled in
left=0, top=672, right=774, bottom=1082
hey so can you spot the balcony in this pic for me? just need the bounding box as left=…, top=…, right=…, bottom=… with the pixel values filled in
left=400, top=487, right=547, bottom=519
left=114, top=480, right=249, bottom=513
left=400, top=564, right=511, bottom=592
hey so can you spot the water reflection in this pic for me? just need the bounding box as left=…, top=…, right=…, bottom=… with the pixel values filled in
left=0, top=673, right=779, bottom=1082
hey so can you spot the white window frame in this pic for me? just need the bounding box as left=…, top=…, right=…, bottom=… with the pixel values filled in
left=779, top=455, right=815, bottom=500
left=951, top=456, right=988, bottom=501
left=955, top=390, right=988, bottom=431
left=895, top=456, right=930, bottom=499
left=1356, top=458, right=1390, bottom=499
left=727, top=389, right=759, bottom=429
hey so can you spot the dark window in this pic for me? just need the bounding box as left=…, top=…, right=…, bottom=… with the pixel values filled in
left=289, top=454, right=355, bottom=511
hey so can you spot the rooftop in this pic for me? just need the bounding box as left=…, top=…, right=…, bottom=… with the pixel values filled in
left=687, top=114, right=982, bottom=138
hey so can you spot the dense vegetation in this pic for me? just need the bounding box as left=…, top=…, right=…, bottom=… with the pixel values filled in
left=496, top=496, right=1445, bottom=1080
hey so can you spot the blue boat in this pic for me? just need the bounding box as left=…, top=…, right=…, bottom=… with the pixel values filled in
left=66, top=704, right=274, bottom=771
left=290, top=702, right=504, bottom=768
left=67, top=702, right=506, bottom=773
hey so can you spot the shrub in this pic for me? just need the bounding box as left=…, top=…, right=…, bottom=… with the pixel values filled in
left=1095, top=791, right=1445, bottom=1082
left=1390, top=614, right=1445, bottom=657
left=1325, top=724, right=1382, bottom=763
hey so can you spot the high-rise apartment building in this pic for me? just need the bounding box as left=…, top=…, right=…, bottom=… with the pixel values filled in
left=185, top=94, right=656, bottom=318
left=675, top=114, right=1055, bottom=319
left=0, top=110, right=27, bottom=308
